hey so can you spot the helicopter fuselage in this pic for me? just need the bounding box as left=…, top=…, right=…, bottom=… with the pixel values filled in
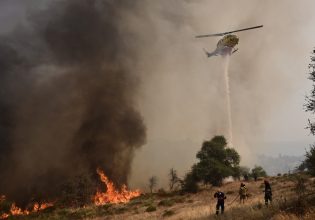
left=217, top=34, right=239, bottom=50
left=204, top=35, right=239, bottom=57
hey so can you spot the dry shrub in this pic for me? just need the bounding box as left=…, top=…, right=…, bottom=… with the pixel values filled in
left=163, top=210, right=175, bottom=217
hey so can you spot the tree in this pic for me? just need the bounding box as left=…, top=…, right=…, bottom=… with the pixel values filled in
left=169, top=168, right=180, bottom=191
left=304, top=145, right=315, bottom=175
left=192, top=136, right=240, bottom=186
left=303, top=50, right=315, bottom=175
left=250, top=165, right=267, bottom=181
left=297, top=160, right=306, bottom=172
left=305, top=49, right=315, bottom=134
left=239, top=166, right=250, bottom=181
left=180, top=171, right=199, bottom=193
left=148, top=176, right=157, bottom=193
left=59, top=173, right=96, bottom=207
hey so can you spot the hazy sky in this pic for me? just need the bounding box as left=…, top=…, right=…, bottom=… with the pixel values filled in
left=1, top=0, right=315, bottom=188
left=133, top=0, right=315, bottom=156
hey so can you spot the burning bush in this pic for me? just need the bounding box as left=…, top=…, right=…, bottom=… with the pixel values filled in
left=0, top=168, right=141, bottom=219
left=94, top=169, right=141, bottom=205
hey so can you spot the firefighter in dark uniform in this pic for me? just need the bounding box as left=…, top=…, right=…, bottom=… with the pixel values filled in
left=214, top=190, right=226, bottom=215
left=264, top=180, right=272, bottom=206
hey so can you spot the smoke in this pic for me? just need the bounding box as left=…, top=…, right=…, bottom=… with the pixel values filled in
left=0, top=0, right=146, bottom=206
left=1, top=0, right=315, bottom=195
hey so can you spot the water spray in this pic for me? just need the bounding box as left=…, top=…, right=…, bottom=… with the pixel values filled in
left=223, top=55, right=233, bottom=146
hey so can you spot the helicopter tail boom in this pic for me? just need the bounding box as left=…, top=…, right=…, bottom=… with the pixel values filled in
left=203, top=48, right=218, bottom=57
left=203, top=47, right=238, bottom=58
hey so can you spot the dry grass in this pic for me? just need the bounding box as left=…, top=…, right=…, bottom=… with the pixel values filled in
left=5, top=174, right=315, bottom=220
left=92, top=175, right=315, bottom=220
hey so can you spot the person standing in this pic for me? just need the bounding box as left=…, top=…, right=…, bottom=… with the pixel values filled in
left=253, top=173, right=258, bottom=181
left=239, top=183, right=247, bottom=204
left=214, top=190, right=226, bottom=215
left=264, top=180, right=272, bottom=206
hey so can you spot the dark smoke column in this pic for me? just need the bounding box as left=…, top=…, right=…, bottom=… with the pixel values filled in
left=0, top=0, right=146, bottom=206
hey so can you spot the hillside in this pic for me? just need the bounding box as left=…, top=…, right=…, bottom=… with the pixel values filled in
left=4, top=174, right=315, bottom=220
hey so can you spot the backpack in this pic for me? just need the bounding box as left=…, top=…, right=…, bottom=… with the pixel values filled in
left=240, top=186, right=247, bottom=196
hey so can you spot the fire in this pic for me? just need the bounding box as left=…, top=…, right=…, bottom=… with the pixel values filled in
left=0, top=169, right=139, bottom=217
left=0, top=202, right=53, bottom=219
left=10, top=203, right=30, bottom=216
left=32, top=202, right=54, bottom=211
left=0, top=214, right=8, bottom=219
left=94, top=168, right=141, bottom=205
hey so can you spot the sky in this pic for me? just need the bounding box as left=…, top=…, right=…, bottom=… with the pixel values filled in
left=1, top=0, right=315, bottom=188
left=136, top=2, right=315, bottom=143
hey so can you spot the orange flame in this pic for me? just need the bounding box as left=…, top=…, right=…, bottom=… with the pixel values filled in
left=32, top=202, right=54, bottom=212
left=10, top=203, right=30, bottom=216
left=94, top=168, right=141, bottom=205
left=0, top=214, right=8, bottom=219
left=0, top=202, right=53, bottom=219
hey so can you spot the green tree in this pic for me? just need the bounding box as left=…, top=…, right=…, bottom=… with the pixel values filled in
left=192, top=136, right=240, bottom=186
left=235, top=166, right=250, bottom=180
left=296, top=161, right=307, bottom=172
left=303, top=50, right=315, bottom=175
left=305, top=49, right=315, bottom=134
left=304, top=145, right=315, bottom=175
left=250, top=165, right=267, bottom=179
left=180, top=171, right=199, bottom=193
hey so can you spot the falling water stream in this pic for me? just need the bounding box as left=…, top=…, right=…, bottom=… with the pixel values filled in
left=223, top=55, right=233, bottom=146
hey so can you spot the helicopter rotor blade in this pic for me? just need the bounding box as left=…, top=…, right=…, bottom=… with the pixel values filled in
left=195, top=25, right=263, bottom=38
left=220, top=25, right=263, bottom=35
left=195, top=33, right=225, bottom=38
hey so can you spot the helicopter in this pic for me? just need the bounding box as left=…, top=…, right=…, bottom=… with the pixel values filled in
left=196, top=25, right=263, bottom=57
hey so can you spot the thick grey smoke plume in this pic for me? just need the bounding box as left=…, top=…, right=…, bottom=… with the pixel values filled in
left=0, top=0, right=146, bottom=206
